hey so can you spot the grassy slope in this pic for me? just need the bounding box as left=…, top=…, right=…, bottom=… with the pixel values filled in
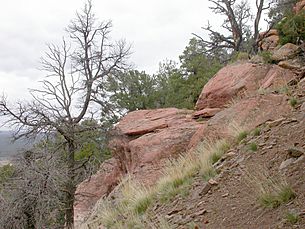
left=80, top=78, right=305, bottom=229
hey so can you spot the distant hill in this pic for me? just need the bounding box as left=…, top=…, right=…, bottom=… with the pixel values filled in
left=0, top=131, right=33, bottom=161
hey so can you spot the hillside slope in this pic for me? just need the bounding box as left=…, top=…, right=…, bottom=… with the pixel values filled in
left=76, top=42, right=305, bottom=228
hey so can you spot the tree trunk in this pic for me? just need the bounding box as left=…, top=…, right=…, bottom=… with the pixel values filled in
left=252, top=0, right=265, bottom=54
left=65, top=140, right=76, bottom=229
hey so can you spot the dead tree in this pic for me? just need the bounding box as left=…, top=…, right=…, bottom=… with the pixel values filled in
left=0, top=0, right=130, bottom=228
left=252, top=0, right=273, bottom=53
left=194, top=0, right=273, bottom=57
left=193, top=0, right=252, bottom=56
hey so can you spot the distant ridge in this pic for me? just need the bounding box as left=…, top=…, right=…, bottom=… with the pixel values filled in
left=0, top=131, right=33, bottom=161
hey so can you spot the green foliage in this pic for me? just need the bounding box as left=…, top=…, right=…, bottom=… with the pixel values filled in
left=202, top=167, right=217, bottom=181
left=106, top=70, right=158, bottom=112
left=285, top=212, right=299, bottom=224
left=0, top=164, right=14, bottom=184
left=259, top=185, right=295, bottom=208
left=210, top=141, right=230, bottom=164
left=248, top=142, right=258, bottom=152
left=153, top=38, right=222, bottom=110
left=237, top=131, right=248, bottom=143
left=178, top=38, right=222, bottom=108
left=268, top=0, right=298, bottom=23
left=158, top=178, right=191, bottom=203
left=229, top=52, right=249, bottom=63
left=258, top=51, right=273, bottom=64
left=102, top=38, right=222, bottom=111
left=133, top=195, right=152, bottom=215
left=253, top=128, right=261, bottom=136
left=289, top=97, right=298, bottom=107
left=276, top=11, right=305, bottom=45
left=74, top=119, right=112, bottom=165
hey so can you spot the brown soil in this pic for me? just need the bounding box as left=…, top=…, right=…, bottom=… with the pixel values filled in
left=148, top=89, right=305, bottom=229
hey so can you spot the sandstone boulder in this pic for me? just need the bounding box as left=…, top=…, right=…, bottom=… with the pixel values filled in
left=190, top=94, right=291, bottom=148
left=74, top=108, right=201, bottom=223
left=112, top=108, right=200, bottom=168
left=272, top=43, right=302, bottom=62
left=278, top=57, right=305, bottom=70
left=192, top=108, right=222, bottom=119
left=74, top=158, right=122, bottom=224
left=294, top=0, right=305, bottom=13
left=258, top=29, right=280, bottom=51
left=195, top=63, right=295, bottom=110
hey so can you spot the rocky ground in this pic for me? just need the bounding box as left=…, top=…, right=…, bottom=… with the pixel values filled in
left=76, top=40, right=305, bottom=228
left=150, top=107, right=305, bottom=229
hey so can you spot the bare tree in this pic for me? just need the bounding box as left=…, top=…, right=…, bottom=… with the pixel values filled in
left=0, top=148, right=67, bottom=229
left=194, top=0, right=273, bottom=57
left=252, top=0, right=273, bottom=53
left=0, top=1, right=130, bottom=227
left=193, top=0, right=252, bottom=56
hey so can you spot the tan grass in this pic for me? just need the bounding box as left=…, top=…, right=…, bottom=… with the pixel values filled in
left=82, top=139, right=233, bottom=228
left=244, top=166, right=296, bottom=208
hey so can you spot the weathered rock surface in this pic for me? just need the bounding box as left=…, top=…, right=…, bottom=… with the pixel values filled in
left=258, top=29, right=279, bottom=51
left=294, top=0, right=305, bottom=13
left=112, top=108, right=200, bottom=166
left=272, top=43, right=302, bottom=62
left=195, top=63, right=295, bottom=110
left=278, top=57, right=305, bottom=70
left=190, top=94, right=291, bottom=148
left=192, top=108, right=222, bottom=119
left=75, top=108, right=201, bottom=223
left=75, top=158, right=122, bottom=224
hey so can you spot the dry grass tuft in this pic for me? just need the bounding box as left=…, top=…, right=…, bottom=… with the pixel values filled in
left=83, top=139, right=233, bottom=228
left=245, top=166, right=296, bottom=208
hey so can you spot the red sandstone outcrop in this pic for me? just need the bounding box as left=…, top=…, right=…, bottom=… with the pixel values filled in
left=192, top=108, right=222, bottom=119
left=294, top=0, right=305, bottom=13
left=112, top=108, right=200, bottom=166
left=258, top=29, right=279, bottom=51
left=74, top=158, right=122, bottom=223
left=74, top=108, right=201, bottom=223
left=195, top=63, right=296, bottom=111
left=189, top=94, right=291, bottom=148
left=272, top=43, right=302, bottom=62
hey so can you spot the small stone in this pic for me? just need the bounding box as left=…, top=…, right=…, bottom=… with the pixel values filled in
left=301, top=102, right=305, bottom=112
left=267, top=118, right=286, bottom=128
left=222, top=193, right=229, bottom=197
left=201, top=183, right=212, bottom=196
left=194, top=209, right=207, bottom=216
left=287, top=147, right=304, bottom=158
left=279, top=158, right=295, bottom=170
left=197, top=201, right=205, bottom=207
left=226, top=151, right=236, bottom=157
left=208, top=178, right=218, bottom=185
left=294, top=155, right=304, bottom=164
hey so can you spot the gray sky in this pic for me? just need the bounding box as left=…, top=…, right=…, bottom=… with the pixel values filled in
left=0, top=0, right=218, bottom=100
left=0, top=0, right=265, bottom=101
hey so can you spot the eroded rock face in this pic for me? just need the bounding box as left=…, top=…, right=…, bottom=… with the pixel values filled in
left=192, top=108, right=222, bottom=119
left=190, top=94, right=291, bottom=148
left=294, top=0, right=305, bottom=13
left=272, top=43, right=302, bottom=62
left=74, top=108, right=201, bottom=223
left=258, top=29, right=279, bottom=51
left=74, top=158, right=122, bottom=224
left=111, top=108, right=201, bottom=170
left=195, top=63, right=295, bottom=110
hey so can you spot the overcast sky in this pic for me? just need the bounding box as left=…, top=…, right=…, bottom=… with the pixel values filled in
left=0, top=0, right=264, bottom=104
left=0, top=0, right=216, bottom=100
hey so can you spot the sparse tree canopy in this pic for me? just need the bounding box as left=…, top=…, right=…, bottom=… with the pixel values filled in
left=194, top=0, right=274, bottom=57
left=0, top=0, right=130, bottom=227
